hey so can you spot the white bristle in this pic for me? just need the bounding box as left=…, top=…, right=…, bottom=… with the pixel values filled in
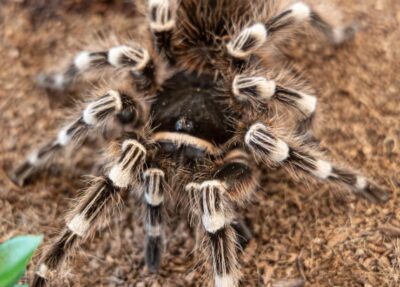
left=83, top=105, right=99, bottom=125
left=245, top=123, right=289, bottom=163
left=227, top=23, right=267, bottom=59
left=108, top=90, right=123, bottom=112
left=200, top=180, right=227, bottom=233
left=296, top=92, right=317, bottom=115
left=67, top=213, right=90, bottom=237
left=215, top=275, right=237, bottom=287
left=54, top=73, right=66, bottom=89
left=122, top=139, right=147, bottom=156
left=270, top=139, right=290, bottom=163
left=36, top=264, right=49, bottom=278
left=107, top=45, right=128, bottom=67
left=149, top=0, right=176, bottom=32
left=355, top=175, right=367, bottom=190
left=82, top=91, right=120, bottom=125
left=290, top=2, right=311, bottom=21
left=185, top=182, right=200, bottom=192
left=149, top=0, right=165, bottom=4
left=202, top=212, right=226, bottom=233
left=108, top=140, right=145, bottom=188
left=232, top=75, right=276, bottom=101
left=57, top=126, right=72, bottom=146
left=245, top=123, right=264, bottom=146
left=143, top=168, right=165, bottom=178
left=108, top=165, right=131, bottom=188
left=145, top=192, right=164, bottom=206
left=258, top=79, right=276, bottom=99
left=313, top=159, right=332, bottom=179
left=108, top=45, right=150, bottom=72
left=144, top=169, right=165, bottom=207
left=74, top=51, right=92, bottom=71
left=332, top=27, right=356, bottom=45
left=28, top=151, right=40, bottom=166
left=200, top=180, right=226, bottom=190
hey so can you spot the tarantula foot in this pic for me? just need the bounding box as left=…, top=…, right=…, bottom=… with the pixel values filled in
left=331, top=23, right=359, bottom=45
left=9, top=172, right=24, bottom=187
left=37, top=72, right=71, bottom=91
left=355, top=181, right=390, bottom=204
left=10, top=162, right=36, bottom=187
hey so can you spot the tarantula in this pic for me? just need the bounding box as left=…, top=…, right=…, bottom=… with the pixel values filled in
left=11, top=0, right=390, bottom=286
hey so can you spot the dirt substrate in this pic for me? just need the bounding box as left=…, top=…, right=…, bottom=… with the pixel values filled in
left=0, top=0, right=399, bottom=286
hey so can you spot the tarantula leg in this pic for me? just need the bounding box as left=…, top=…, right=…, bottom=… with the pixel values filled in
left=212, top=149, right=257, bottom=249
left=310, top=11, right=358, bottom=45
left=230, top=220, right=252, bottom=250
left=198, top=180, right=240, bottom=287
left=38, top=44, right=153, bottom=90
left=265, top=2, right=311, bottom=34
left=11, top=90, right=145, bottom=186
left=226, top=2, right=311, bottom=59
left=244, top=122, right=390, bottom=204
left=232, top=75, right=317, bottom=136
left=142, top=167, right=166, bottom=272
left=31, top=139, right=147, bottom=287
left=226, top=23, right=267, bottom=60
left=148, top=0, right=176, bottom=63
left=213, top=149, right=258, bottom=204
left=186, top=150, right=256, bottom=250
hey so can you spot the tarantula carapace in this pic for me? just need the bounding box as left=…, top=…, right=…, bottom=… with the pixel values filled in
left=12, top=0, right=390, bottom=286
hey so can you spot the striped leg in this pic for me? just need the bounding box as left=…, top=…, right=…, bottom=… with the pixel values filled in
left=227, top=1, right=356, bottom=61
left=244, top=122, right=390, bottom=203
left=12, top=90, right=145, bottom=186
left=310, top=11, right=358, bottom=45
left=31, top=139, right=147, bottom=287
left=213, top=150, right=257, bottom=248
left=198, top=181, right=240, bottom=287
left=227, top=2, right=311, bottom=60
left=232, top=75, right=317, bottom=138
left=213, top=149, right=258, bottom=203
left=38, top=44, right=153, bottom=91
left=186, top=150, right=256, bottom=251
left=148, top=0, right=177, bottom=63
left=142, top=167, right=166, bottom=272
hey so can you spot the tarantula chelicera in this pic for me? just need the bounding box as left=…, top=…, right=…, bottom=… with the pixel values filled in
left=12, top=0, right=390, bottom=286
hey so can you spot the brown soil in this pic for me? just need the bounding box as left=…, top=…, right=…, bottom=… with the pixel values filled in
left=0, top=0, right=399, bottom=286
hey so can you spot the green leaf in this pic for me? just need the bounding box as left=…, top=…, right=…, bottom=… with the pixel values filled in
left=0, top=235, right=43, bottom=287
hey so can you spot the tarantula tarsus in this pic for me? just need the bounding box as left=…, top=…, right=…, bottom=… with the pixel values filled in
left=12, top=0, right=390, bottom=286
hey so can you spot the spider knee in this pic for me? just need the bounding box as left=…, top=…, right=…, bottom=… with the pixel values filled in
left=213, top=150, right=258, bottom=200
left=107, top=45, right=151, bottom=74
left=227, top=2, right=312, bottom=60
left=143, top=168, right=165, bottom=206
left=199, top=180, right=230, bottom=233
left=227, top=23, right=267, bottom=59
left=231, top=75, right=317, bottom=118
left=232, top=75, right=276, bottom=101
left=148, top=0, right=176, bottom=33
left=245, top=123, right=290, bottom=164
left=108, top=140, right=147, bottom=188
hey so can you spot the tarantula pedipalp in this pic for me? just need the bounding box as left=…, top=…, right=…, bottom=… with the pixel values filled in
left=11, top=0, right=390, bottom=286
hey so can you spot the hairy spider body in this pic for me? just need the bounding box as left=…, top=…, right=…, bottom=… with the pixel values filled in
left=153, top=72, right=233, bottom=151
left=11, top=0, right=390, bottom=286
